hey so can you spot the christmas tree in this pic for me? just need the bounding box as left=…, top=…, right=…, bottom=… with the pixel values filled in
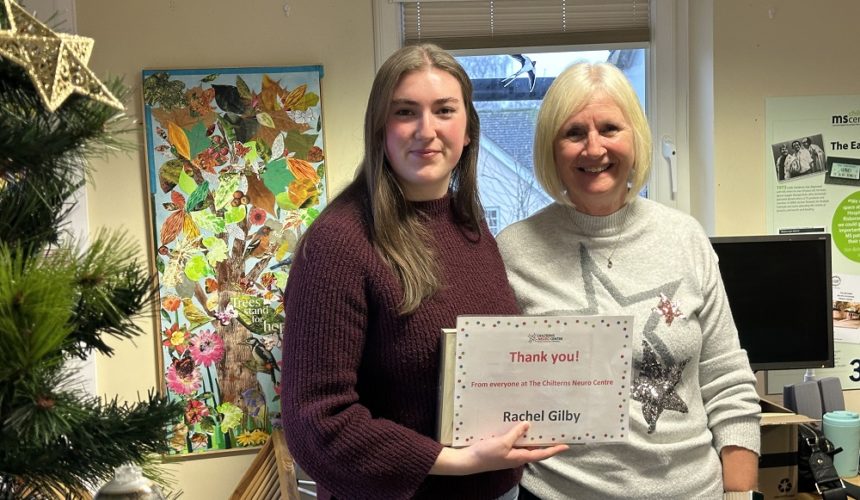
left=0, top=1, right=183, bottom=498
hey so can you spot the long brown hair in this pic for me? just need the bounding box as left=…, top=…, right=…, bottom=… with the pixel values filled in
left=358, top=43, right=482, bottom=314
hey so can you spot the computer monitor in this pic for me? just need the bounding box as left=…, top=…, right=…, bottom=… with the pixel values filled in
left=709, top=233, right=834, bottom=372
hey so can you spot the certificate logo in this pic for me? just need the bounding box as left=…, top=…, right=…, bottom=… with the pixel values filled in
left=528, top=332, right=563, bottom=343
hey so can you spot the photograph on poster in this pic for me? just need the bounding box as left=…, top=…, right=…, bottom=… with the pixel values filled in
left=833, top=300, right=860, bottom=329
left=825, top=156, right=860, bottom=187
left=771, top=133, right=827, bottom=182
left=833, top=274, right=860, bottom=338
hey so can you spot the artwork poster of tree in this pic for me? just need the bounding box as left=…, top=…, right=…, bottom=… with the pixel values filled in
left=141, top=65, right=326, bottom=456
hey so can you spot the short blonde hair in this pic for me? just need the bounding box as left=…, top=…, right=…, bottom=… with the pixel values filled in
left=533, top=62, right=652, bottom=206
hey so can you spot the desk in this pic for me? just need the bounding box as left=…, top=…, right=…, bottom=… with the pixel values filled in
left=796, top=475, right=860, bottom=499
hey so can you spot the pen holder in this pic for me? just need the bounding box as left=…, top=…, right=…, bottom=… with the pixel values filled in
left=822, top=410, right=860, bottom=477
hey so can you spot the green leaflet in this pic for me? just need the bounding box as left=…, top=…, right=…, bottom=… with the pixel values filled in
left=224, top=205, right=246, bottom=224
left=217, top=402, right=243, bottom=433
left=284, top=131, right=318, bottom=160
left=187, top=121, right=210, bottom=159
left=177, top=168, right=197, bottom=195
left=274, top=271, right=288, bottom=289
left=202, top=237, right=228, bottom=266
left=185, top=181, right=209, bottom=212
left=262, top=157, right=296, bottom=196
left=191, top=210, right=225, bottom=234
left=184, top=255, right=214, bottom=281
left=301, top=207, right=320, bottom=226
left=293, top=92, right=320, bottom=111
left=213, top=174, right=239, bottom=210
left=275, top=191, right=297, bottom=211
left=236, top=76, right=252, bottom=101
left=256, top=112, right=275, bottom=129
left=243, top=141, right=259, bottom=164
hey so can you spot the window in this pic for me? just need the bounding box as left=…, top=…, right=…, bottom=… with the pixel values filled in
left=457, top=48, right=647, bottom=229
left=371, top=0, right=688, bottom=230
left=484, top=206, right=501, bottom=235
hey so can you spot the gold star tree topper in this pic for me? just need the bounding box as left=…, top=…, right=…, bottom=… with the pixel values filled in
left=0, top=0, right=123, bottom=112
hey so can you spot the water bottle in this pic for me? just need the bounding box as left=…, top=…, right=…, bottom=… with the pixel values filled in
left=822, top=410, right=860, bottom=478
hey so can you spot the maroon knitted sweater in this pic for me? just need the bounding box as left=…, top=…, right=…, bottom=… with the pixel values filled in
left=280, top=184, right=521, bottom=499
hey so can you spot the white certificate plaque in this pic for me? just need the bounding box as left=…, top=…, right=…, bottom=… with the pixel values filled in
left=450, top=315, right=633, bottom=446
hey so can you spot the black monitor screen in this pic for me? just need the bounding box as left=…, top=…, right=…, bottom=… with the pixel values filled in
left=709, top=234, right=834, bottom=372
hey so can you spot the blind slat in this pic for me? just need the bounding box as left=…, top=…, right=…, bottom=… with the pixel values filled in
left=402, top=0, right=650, bottom=49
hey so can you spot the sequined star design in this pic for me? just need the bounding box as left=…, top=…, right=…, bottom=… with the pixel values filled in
left=0, top=0, right=123, bottom=111
left=631, top=340, right=689, bottom=433
left=652, top=292, right=686, bottom=326
left=545, top=243, right=691, bottom=433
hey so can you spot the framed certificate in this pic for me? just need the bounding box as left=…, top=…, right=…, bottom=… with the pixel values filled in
left=437, top=315, right=633, bottom=446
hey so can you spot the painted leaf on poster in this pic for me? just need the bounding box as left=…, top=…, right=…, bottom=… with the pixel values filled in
left=167, top=122, right=190, bottom=160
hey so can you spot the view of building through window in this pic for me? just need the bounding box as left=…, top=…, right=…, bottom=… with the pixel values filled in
left=456, top=49, right=647, bottom=234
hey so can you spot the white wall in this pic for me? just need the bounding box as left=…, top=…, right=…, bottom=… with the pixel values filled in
left=712, top=0, right=860, bottom=235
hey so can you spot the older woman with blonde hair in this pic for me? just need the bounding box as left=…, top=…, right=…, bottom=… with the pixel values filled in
left=498, top=62, right=761, bottom=499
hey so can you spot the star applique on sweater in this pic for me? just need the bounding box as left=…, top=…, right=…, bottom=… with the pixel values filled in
left=652, top=292, right=686, bottom=326
left=564, top=243, right=691, bottom=433
left=631, top=340, right=690, bottom=433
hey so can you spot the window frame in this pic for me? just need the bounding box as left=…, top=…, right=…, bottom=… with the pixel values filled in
left=371, top=0, right=690, bottom=213
left=484, top=206, right=501, bottom=235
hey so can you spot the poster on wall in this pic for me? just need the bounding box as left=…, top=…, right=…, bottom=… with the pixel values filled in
left=764, top=95, right=860, bottom=394
left=141, top=65, right=327, bottom=456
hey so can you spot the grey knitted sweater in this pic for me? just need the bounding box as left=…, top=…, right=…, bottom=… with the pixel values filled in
left=497, top=197, right=761, bottom=500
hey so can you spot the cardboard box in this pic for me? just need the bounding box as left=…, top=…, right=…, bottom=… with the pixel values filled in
left=759, top=399, right=818, bottom=499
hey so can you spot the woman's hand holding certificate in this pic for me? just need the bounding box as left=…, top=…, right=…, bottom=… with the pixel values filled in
left=430, top=422, right=569, bottom=475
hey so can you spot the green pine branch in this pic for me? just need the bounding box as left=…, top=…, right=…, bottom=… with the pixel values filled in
left=0, top=390, right=182, bottom=499
left=66, top=230, right=158, bottom=358
left=0, top=50, right=183, bottom=498
left=0, top=60, right=132, bottom=255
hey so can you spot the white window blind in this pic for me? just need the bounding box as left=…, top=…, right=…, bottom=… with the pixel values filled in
left=395, top=0, right=650, bottom=50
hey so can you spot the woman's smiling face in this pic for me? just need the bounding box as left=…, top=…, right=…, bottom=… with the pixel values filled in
left=384, top=67, right=470, bottom=201
left=553, top=91, right=635, bottom=215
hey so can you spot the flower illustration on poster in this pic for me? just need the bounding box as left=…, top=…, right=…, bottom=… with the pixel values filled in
left=142, top=66, right=326, bottom=455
